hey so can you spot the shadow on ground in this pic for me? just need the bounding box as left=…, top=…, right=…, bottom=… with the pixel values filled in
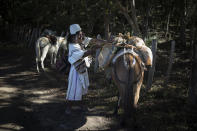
left=0, top=41, right=196, bottom=131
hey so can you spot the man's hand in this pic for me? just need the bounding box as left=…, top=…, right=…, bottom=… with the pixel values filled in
left=83, top=50, right=93, bottom=57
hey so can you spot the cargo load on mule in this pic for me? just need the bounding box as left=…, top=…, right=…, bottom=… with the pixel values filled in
left=96, top=33, right=153, bottom=71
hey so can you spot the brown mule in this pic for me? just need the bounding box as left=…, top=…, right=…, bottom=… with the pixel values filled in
left=95, top=38, right=146, bottom=126
left=111, top=52, right=144, bottom=125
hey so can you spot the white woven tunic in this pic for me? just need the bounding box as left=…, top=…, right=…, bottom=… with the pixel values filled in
left=66, top=37, right=92, bottom=101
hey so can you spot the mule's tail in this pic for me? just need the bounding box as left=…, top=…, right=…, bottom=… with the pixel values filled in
left=123, top=54, right=135, bottom=116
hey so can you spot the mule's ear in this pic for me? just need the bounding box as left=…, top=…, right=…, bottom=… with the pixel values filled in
left=118, top=33, right=123, bottom=37
left=97, top=34, right=102, bottom=40
left=61, top=31, right=65, bottom=37
left=65, top=31, right=69, bottom=39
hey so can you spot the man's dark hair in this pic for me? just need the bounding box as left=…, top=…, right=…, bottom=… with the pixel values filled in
left=67, top=31, right=80, bottom=43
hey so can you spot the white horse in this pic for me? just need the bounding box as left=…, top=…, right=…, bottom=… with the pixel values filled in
left=35, top=36, right=67, bottom=73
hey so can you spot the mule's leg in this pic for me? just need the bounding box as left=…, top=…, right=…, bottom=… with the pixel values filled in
left=50, top=53, right=54, bottom=65
left=113, top=95, right=121, bottom=115
left=133, top=74, right=143, bottom=108
left=131, top=74, right=144, bottom=128
left=36, top=57, right=40, bottom=73
left=111, top=70, right=122, bottom=115
left=41, top=45, right=50, bottom=71
left=54, top=52, right=57, bottom=64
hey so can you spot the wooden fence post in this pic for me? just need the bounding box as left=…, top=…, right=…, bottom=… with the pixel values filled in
left=10, top=24, right=14, bottom=40
left=28, top=28, right=36, bottom=47
left=147, top=39, right=157, bottom=90
left=188, top=27, right=197, bottom=105
left=18, top=26, right=23, bottom=41
left=24, top=26, right=30, bottom=42
left=188, top=42, right=197, bottom=105
left=26, top=27, right=32, bottom=43
left=38, top=28, right=41, bottom=37
left=34, top=28, right=39, bottom=43
left=21, top=25, right=27, bottom=42
left=13, top=24, right=17, bottom=41
left=16, top=25, right=20, bottom=41
left=163, top=40, right=175, bottom=86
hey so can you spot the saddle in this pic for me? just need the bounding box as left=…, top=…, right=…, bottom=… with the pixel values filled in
left=112, top=34, right=153, bottom=67
left=120, top=44, right=152, bottom=67
left=45, top=35, right=57, bottom=45
left=98, top=43, right=152, bottom=70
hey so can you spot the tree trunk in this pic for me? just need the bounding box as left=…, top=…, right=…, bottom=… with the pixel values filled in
left=142, top=0, right=150, bottom=40
left=116, top=0, right=141, bottom=36
left=163, top=41, right=176, bottom=86
left=147, top=39, right=157, bottom=90
left=104, top=13, right=110, bottom=40
left=165, top=12, right=171, bottom=38
left=180, top=0, right=186, bottom=47
left=29, top=28, right=36, bottom=48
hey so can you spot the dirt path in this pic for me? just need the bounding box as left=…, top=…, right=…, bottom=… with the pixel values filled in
left=1, top=41, right=195, bottom=131
left=0, top=47, right=121, bottom=131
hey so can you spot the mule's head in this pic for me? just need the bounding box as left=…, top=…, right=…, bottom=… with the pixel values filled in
left=94, top=34, right=127, bottom=72
left=93, top=43, right=118, bottom=73
left=98, top=44, right=114, bottom=69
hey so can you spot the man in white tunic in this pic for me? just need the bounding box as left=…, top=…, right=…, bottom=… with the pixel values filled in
left=65, top=24, right=98, bottom=114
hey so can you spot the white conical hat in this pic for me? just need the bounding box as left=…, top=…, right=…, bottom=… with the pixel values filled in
left=69, top=24, right=81, bottom=35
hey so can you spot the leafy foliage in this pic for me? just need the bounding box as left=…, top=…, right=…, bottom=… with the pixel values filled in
left=0, top=0, right=196, bottom=38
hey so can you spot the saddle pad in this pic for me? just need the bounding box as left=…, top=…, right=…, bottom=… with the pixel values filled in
left=112, top=48, right=138, bottom=64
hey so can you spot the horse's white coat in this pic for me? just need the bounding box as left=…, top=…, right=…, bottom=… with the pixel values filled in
left=35, top=36, right=67, bottom=72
